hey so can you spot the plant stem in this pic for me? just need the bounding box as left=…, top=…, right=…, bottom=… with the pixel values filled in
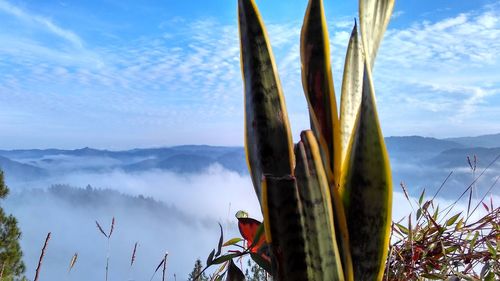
left=162, top=252, right=169, bottom=281
left=34, top=232, right=51, bottom=281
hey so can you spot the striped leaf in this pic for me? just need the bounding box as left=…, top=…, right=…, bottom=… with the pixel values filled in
left=339, top=22, right=364, bottom=167
left=261, top=176, right=310, bottom=281
left=238, top=0, right=294, bottom=201
left=341, top=66, right=392, bottom=281
left=295, top=130, right=349, bottom=281
left=301, top=0, right=341, bottom=187
left=359, top=0, right=395, bottom=68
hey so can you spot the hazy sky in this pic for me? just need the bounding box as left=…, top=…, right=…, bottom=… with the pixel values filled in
left=0, top=0, right=499, bottom=149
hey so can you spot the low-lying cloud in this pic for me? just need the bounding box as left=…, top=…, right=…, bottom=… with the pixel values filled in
left=4, top=165, right=260, bottom=281
left=4, top=165, right=497, bottom=281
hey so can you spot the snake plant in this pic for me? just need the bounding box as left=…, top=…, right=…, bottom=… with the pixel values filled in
left=238, top=0, right=395, bottom=280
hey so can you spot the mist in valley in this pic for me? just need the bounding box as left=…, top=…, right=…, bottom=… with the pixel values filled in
left=4, top=165, right=260, bottom=281
left=1, top=140, right=498, bottom=281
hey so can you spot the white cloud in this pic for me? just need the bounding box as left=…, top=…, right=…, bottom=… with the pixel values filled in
left=0, top=1, right=499, bottom=148
left=0, top=0, right=83, bottom=48
left=371, top=5, right=500, bottom=135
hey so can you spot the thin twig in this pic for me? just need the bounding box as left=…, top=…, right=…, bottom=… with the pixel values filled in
left=150, top=256, right=165, bottom=281
left=431, top=171, right=453, bottom=201
left=162, top=252, right=169, bottom=281
left=34, top=232, right=51, bottom=281
left=105, top=217, right=115, bottom=281
left=441, top=154, right=500, bottom=218
left=96, top=221, right=108, bottom=238
left=130, top=242, right=138, bottom=267
left=468, top=175, right=499, bottom=220
left=109, top=217, right=115, bottom=238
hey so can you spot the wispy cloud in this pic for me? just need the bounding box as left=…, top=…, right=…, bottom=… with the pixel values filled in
left=373, top=3, right=500, bottom=135
left=0, top=1, right=498, bottom=148
left=0, top=0, right=83, bottom=48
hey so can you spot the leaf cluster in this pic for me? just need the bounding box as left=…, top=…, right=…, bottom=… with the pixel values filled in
left=386, top=188, right=499, bottom=281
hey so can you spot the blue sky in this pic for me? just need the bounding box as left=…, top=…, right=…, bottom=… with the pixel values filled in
left=0, top=0, right=499, bottom=149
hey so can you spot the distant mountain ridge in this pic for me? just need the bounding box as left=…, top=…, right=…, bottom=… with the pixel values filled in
left=0, top=156, right=48, bottom=182
left=446, top=133, right=500, bottom=148
left=0, top=133, right=499, bottom=198
left=385, top=136, right=464, bottom=160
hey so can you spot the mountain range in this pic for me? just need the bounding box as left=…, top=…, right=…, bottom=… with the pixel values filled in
left=1, top=133, right=499, bottom=198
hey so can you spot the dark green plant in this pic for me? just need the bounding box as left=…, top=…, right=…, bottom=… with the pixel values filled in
left=0, top=170, right=26, bottom=281
left=201, top=0, right=395, bottom=279
left=238, top=0, right=394, bottom=280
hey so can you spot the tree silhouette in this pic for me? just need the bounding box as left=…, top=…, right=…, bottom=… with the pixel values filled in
left=187, top=259, right=208, bottom=281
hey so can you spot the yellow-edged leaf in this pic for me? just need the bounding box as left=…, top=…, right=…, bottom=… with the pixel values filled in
left=340, top=21, right=364, bottom=167
left=359, top=0, right=395, bottom=68
left=301, top=0, right=341, bottom=187
left=295, top=131, right=348, bottom=281
left=341, top=66, right=392, bottom=281
left=238, top=0, right=294, bottom=202
left=261, top=176, right=310, bottom=281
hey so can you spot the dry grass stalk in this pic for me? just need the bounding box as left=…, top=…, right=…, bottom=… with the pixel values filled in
left=109, top=217, right=115, bottom=238
left=150, top=255, right=166, bottom=281
left=96, top=221, right=108, bottom=238
left=162, top=252, right=169, bottom=281
left=68, top=253, right=78, bottom=272
left=96, top=217, right=115, bottom=281
left=130, top=242, right=138, bottom=267
left=34, top=232, right=51, bottom=281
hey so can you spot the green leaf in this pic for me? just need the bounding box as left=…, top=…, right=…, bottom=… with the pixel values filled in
left=223, top=238, right=243, bottom=247
left=419, top=189, right=425, bottom=205
left=433, top=205, right=439, bottom=220
left=469, top=231, right=479, bottom=252
left=455, top=218, right=464, bottom=231
left=341, top=65, right=392, bottom=281
left=250, top=253, right=272, bottom=274
left=395, top=223, right=409, bottom=235
left=301, top=0, right=341, bottom=186
left=485, top=272, right=495, bottom=281
left=416, top=208, right=422, bottom=220
left=211, top=254, right=240, bottom=265
left=446, top=213, right=461, bottom=226
left=486, top=240, right=496, bottom=257
left=340, top=21, right=364, bottom=167
left=261, top=176, right=309, bottom=280
left=206, top=249, right=215, bottom=267
left=225, top=260, right=245, bottom=281
left=294, top=131, right=350, bottom=281
left=216, top=223, right=224, bottom=257
left=445, top=245, right=459, bottom=254
left=238, top=0, right=294, bottom=202
left=359, top=0, right=396, bottom=68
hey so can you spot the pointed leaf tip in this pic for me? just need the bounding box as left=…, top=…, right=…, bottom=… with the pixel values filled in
left=301, top=0, right=341, bottom=185
left=359, top=0, right=395, bottom=68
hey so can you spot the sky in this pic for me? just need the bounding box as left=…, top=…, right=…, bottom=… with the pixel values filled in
left=0, top=0, right=499, bottom=149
